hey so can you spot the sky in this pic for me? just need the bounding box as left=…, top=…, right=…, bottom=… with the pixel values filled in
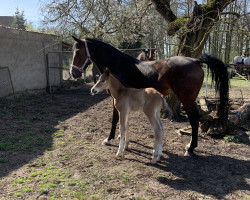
left=0, top=0, right=41, bottom=26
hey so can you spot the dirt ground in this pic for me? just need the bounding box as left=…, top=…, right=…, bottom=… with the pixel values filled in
left=0, top=83, right=250, bottom=200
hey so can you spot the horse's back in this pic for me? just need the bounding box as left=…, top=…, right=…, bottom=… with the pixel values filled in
left=166, top=56, right=204, bottom=77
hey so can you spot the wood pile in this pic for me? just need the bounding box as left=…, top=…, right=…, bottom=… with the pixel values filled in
left=198, top=97, right=250, bottom=136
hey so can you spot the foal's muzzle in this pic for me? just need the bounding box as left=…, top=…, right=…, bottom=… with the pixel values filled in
left=90, top=88, right=98, bottom=95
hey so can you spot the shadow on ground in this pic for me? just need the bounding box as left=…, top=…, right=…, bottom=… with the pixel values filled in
left=124, top=138, right=250, bottom=199
left=0, top=84, right=108, bottom=178
left=154, top=151, right=250, bottom=199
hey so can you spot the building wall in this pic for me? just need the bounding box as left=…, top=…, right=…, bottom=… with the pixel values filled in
left=0, top=27, right=62, bottom=97
left=0, top=16, right=14, bottom=27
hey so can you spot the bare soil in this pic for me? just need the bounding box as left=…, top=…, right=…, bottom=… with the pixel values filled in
left=0, top=83, right=249, bottom=200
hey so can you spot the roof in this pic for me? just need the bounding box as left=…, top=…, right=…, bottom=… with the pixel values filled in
left=0, top=16, right=14, bottom=27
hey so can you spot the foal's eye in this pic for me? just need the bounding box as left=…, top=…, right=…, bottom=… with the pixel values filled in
left=101, top=80, right=105, bottom=83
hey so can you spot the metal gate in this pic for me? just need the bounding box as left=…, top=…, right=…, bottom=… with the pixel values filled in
left=46, top=51, right=74, bottom=93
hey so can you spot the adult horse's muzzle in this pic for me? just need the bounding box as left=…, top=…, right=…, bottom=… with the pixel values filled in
left=71, top=65, right=83, bottom=79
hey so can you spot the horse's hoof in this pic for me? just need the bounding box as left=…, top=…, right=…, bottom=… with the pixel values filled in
left=151, top=159, right=157, bottom=164
left=184, top=150, right=195, bottom=157
left=124, top=143, right=129, bottom=150
left=102, top=138, right=110, bottom=146
left=114, top=155, right=124, bottom=160
left=151, top=155, right=161, bottom=164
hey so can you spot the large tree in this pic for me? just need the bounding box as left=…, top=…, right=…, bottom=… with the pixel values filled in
left=151, top=0, right=235, bottom=58
left=40, top=0, right=152, bottom=45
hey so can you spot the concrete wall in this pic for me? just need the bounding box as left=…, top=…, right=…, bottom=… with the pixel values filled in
left=0, top=26, right=62, bottom=97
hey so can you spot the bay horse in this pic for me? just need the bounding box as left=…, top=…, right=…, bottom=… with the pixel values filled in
left=91, top=68, right=172, bottom=163
left=137, top=49, right=156, bottom=61
left=137, top=51, right=149, bottom=61
left=71, top=36, right=229, bottom=157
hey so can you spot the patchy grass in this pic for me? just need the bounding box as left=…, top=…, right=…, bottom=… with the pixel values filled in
left=223, top=135, right=247, bottom=144
left=202, top=69, right=250, bottom=89
left=0, top=158, right=8, bottom=163
left=0, top=131, right=52, bottom=151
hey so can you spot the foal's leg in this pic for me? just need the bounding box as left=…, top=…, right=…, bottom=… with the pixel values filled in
left=183, top=103, right=199, bottom=156
left=124, top=119, right=129, bottom=150
left=156, top=110, right=164, bottom=156
left=145, top=111, right=164, bottom=163
left=116, top=110, right=129, bottom=158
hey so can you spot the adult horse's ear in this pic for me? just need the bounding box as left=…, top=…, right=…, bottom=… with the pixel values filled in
left=104, top=67, right=110, bottom=75
left=72, top=36, right=83, bottom=44
left=105, top=67, right=110, bottom=73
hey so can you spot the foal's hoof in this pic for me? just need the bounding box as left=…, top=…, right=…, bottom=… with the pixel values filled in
left=184, top=150, right=195, bottom=157
left=102, top=138, right=110, bottom=146
left=114, top=155, right=124, bottom=160
left=151, top=155, right=161, bottom=164
left=151, top=158, right=158, bottom=164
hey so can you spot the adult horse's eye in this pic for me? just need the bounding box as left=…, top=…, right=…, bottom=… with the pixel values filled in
left=101, top=80, right=105, bottom=83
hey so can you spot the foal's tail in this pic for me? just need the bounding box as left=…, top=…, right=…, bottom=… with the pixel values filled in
left=198, top=54, right=229, bottom=130
left=161, top=96, right=173, bottom=119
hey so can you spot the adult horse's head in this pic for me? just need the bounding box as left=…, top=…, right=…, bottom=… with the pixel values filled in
left=71, top=36, right=93, bottom=79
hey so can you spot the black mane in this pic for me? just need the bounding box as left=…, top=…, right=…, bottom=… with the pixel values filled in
left=86, top=38, right=139, bottom=65
left=83, top=38, right=156, bottom=88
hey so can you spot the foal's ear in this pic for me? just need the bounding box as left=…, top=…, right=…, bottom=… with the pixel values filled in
left=104, top=67, right=110, bottom=75
left=72, top=36, right=83, bottom=44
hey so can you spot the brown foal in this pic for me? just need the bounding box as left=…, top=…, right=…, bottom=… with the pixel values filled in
left=91, top=68, right=171, bottom=163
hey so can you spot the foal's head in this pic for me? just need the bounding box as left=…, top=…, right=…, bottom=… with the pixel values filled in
left=91, top=68, right=110, bottom=95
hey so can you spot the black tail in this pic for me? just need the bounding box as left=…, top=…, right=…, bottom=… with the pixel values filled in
left=198, top=54, right=229, bottom=131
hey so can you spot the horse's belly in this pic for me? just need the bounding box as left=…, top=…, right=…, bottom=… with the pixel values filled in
left=130, top=102, right=143, bottom=112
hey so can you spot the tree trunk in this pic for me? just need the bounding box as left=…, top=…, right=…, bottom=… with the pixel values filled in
left=151, top=0, right=234, bottom=125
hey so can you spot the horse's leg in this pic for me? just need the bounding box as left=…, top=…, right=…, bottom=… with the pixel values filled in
left=124, top=114, right=130, bottom=150
left=145, top=110, right=164, bottom=163
left=102, top=100, right=119, bottom=145
left=93, top=76, right=97, bottom=84
left=156, top=110, right=164, bottom=157
left=116, top=109, right=128, bottom=158
left=172, top=68, right=203, bottom=156
left=182, top=103, right=199, bottom=156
